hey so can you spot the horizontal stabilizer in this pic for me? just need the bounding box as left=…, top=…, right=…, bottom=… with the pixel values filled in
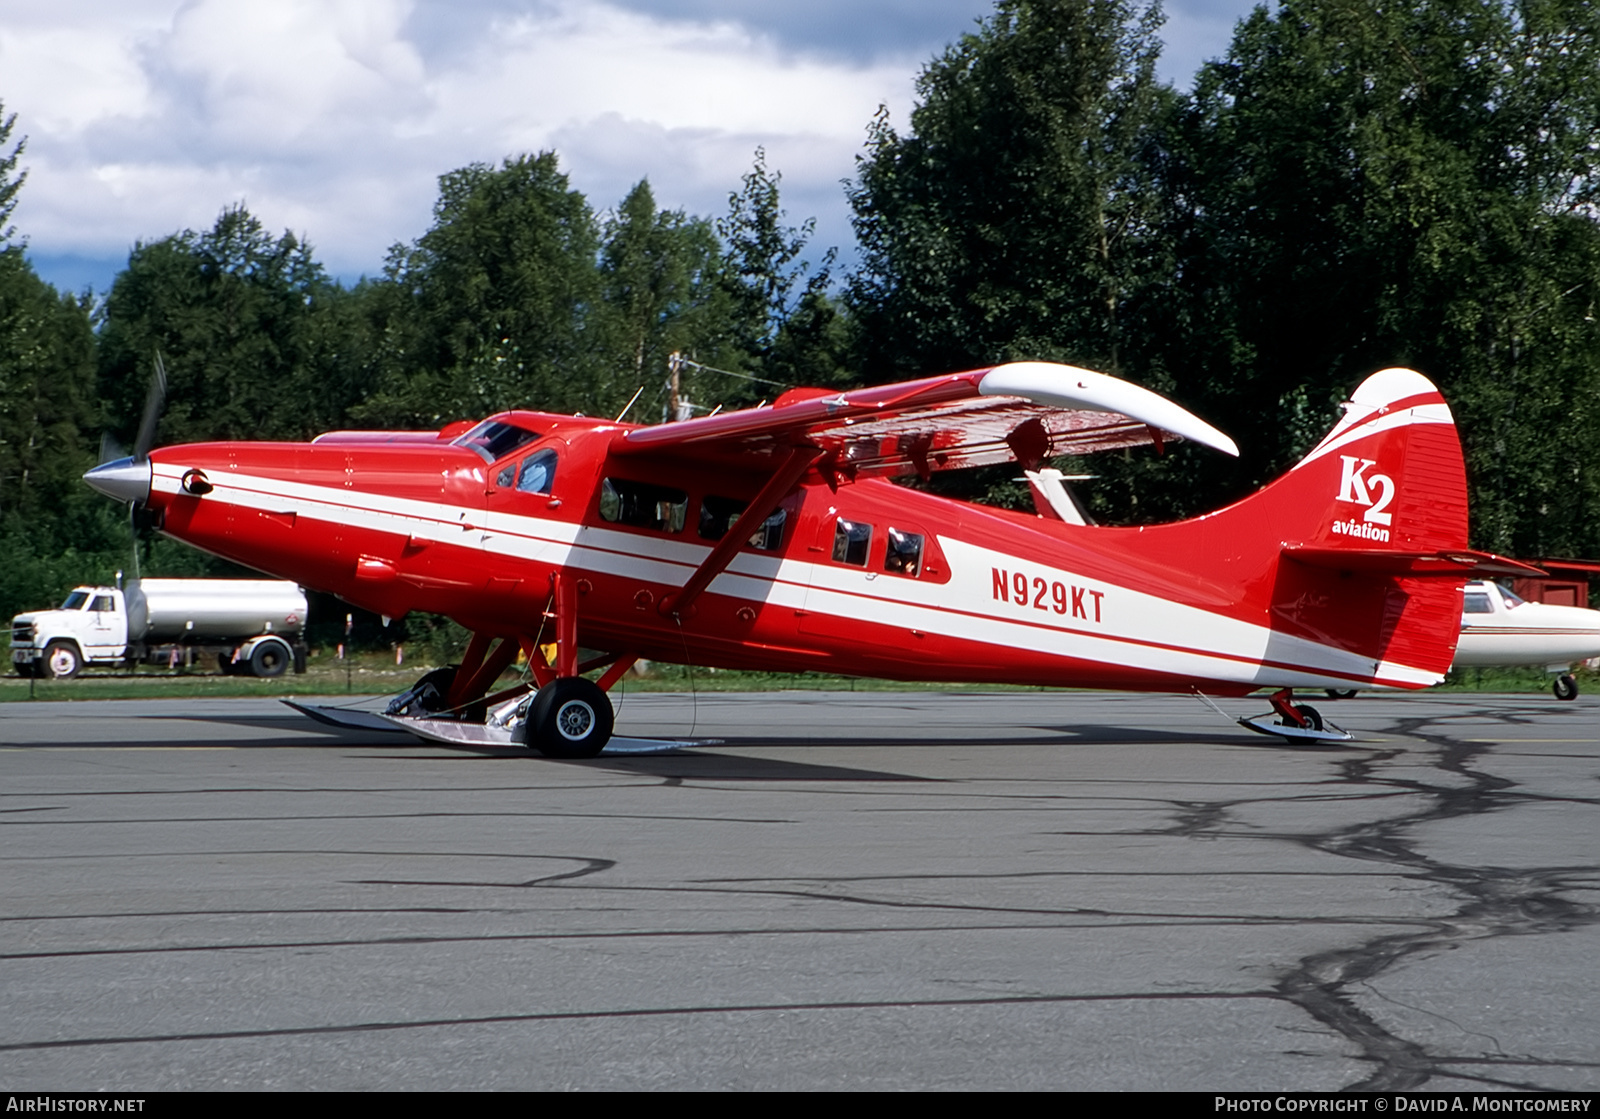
left=1284, top=547, right=1546, bottom=578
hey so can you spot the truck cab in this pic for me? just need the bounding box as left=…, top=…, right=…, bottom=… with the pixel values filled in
left=11, top=586, right=130, bottom=679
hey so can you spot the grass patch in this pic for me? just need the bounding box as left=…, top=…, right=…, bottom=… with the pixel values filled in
left=1433, top=664, right=1597, bottom=695
left=5, top=650, right=1593, bottom=703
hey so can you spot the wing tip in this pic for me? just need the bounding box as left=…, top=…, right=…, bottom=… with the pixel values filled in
left=979, top=362, right=1239, bottom=457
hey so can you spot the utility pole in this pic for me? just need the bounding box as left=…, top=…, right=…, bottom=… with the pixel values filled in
left=666, top=351, right=682, bottom=423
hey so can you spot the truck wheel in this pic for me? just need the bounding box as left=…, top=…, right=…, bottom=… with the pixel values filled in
left=249, top=640, right=290, bottom=678
left=43, top=641, right=82, bottom=680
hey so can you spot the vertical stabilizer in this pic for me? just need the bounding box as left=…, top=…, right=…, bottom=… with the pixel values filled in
left=1134, top=368, right=1470, bottom=688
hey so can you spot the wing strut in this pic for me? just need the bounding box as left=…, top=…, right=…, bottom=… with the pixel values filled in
left=660, top=445, right=823, bottom=620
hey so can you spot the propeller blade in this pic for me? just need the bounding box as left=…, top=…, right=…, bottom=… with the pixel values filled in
left=128, top=503, right=142, bottom=582
left=98, top=431, right=127, bottom=465
left=133, top=352, right=168, bottom=462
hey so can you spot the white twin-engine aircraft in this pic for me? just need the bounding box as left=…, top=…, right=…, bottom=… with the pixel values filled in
left=84, top=362, right=1536, bottom=755
left=1455, top=580, right=1600, bottom=700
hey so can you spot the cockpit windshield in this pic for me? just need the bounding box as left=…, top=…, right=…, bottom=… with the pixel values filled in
left=452, top=420, right=540, bottom=464
left=1499, top=585, right=1528, bottom=609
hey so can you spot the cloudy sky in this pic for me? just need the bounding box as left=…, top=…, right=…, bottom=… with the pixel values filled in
left=0, top=0, right=1264, bottom=294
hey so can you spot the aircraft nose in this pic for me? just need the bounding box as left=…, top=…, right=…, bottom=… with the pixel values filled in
left=83, top=457, right=153, bottom=505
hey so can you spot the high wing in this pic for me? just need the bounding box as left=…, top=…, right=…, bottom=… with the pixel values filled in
left=611, top=361, right=1238, bottom=476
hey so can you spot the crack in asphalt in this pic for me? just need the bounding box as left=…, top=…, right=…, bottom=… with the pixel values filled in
left=5, top=696, right=1594, bottom=1087
left=1169, top=702, right=1599, bottom=1092
left=0, top=989, right=1269, bottom=1055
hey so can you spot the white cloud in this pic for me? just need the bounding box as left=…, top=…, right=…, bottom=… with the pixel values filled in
left=0, top=0, right=1254, bottom=288
left=2, top=0, right=917, bottom=284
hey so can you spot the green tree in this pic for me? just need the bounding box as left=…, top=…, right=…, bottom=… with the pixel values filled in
left=598, top=180, right=736, bottom=418
left=97, top=205, right=367, bottom=447
left=716, top=149, right=850, bottom=401
left=0, top=100, right=25, bottom=244
left=847, top=0, right=1174, bottom=381
left=356, top=153, right=611, bottom=426
left=1174, top=0, right=1600, bottom=553
left=0, top=107, right=119, bottom=620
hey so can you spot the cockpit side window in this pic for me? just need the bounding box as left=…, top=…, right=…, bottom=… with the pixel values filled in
left=516, top=449, right=558, bottom=495
left=1463, top=592, right=1494, bottom=614
left=452, top=420, right=540, bottom=464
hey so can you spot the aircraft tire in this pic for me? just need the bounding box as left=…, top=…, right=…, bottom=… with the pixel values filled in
left=1324, top=689, right=1358, bottom=700
left=525, top=678, right=613, bottom=759
left=43, top=641, right=82, bottom=681
left=1278, top=703, right=1323, bottom=733
left=1553, top=674, right=1578, bottom=701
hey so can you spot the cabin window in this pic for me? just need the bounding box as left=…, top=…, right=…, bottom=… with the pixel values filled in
left=452, top=420, right=540, bottom=464
left=699, top=496, right=787, bottom=551
left=1463, top=593, right=1494, bottom=614
left=516, top=449, right=558, bottom=495
left=832, top=518, right=872, bottom=566
left=600, top=478, right=688, bottom=533
left=884, top=528, right=924, bottom=577
left=91, top=595, right=117, bottom=613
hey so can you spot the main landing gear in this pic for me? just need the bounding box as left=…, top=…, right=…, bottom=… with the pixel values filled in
left=379, top=573, right=635, bottom=758
left=1552, top=673, right=1578, bottom=701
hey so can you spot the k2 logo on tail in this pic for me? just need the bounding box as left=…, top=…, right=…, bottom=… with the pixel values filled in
left=1336, top=456, right=1395, bottom=526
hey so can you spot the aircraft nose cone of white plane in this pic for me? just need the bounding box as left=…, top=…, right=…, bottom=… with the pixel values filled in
left=83, top=457, right=153, bottom=505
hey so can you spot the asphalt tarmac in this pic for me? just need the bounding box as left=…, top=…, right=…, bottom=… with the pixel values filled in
left=0, top=689, right=1595, bottom=1091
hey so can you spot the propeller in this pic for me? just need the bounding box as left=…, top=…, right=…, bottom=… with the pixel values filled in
left=94, top=352, right=167, bottom=465
left=133, top=352, right=168, bottom=462
left=85, top=352, right=170, bottom=579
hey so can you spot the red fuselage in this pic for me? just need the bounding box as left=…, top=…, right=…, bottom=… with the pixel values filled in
left=140, top=390, right=1467, bottom=697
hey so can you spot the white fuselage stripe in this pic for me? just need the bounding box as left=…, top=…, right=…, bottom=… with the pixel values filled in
left=159, top=464, right=1442, bottom=688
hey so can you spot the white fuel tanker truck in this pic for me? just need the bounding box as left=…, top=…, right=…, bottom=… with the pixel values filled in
left=10, top=578, right=308, bottom=680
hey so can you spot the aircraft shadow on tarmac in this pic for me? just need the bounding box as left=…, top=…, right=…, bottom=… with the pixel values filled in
left=46, top=713, right=1372, bottom=779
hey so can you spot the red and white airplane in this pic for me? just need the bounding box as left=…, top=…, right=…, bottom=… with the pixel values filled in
left=84, top=361, right=1535, bottom=754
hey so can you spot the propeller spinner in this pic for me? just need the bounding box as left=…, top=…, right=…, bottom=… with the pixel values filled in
left=83, top=352, right=167, bottom=506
